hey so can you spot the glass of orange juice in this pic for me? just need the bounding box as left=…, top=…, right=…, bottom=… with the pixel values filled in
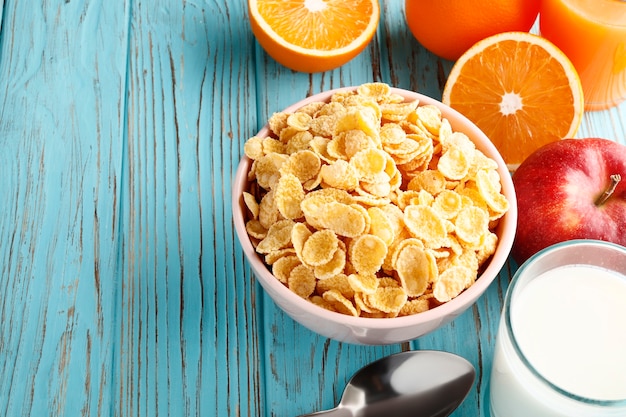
left=539, top=0, right=626, bottom=111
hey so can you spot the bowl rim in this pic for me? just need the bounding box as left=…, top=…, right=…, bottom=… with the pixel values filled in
left=232, top=86, right=518, bottom=329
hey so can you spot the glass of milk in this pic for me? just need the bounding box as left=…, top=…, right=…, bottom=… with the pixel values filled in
left=489, top=239, right=626, bottom=417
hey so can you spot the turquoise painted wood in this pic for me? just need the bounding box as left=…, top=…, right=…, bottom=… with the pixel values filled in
left=0, top=1, right=624, bottom=416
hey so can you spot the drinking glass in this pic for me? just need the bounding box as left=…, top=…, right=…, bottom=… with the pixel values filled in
left=540, top=0, right=626, bottom=110
left=489, top=240, right=626, bottom=417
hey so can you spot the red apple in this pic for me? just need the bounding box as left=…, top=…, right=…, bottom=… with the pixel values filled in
left=511, top=138, right=626, bottom=264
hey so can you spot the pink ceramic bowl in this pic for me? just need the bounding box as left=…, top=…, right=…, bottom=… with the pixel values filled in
left=232, top=86, right=517, bottom=345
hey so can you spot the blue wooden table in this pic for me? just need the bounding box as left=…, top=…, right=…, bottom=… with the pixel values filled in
left=1, top=1, right=624, bottom=416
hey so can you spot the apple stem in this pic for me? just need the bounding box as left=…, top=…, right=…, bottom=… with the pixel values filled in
left=595, top=174, right=622, bottom=206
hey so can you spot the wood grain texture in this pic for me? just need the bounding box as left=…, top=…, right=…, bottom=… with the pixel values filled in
left=0, top=0, right=624, bottom=416
left=0, top=1, right=129, bottom=416
left=115, top=1, right=259, bottom=416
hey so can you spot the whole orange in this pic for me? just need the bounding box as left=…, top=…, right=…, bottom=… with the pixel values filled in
left=405, top=0, right=540, bottom=61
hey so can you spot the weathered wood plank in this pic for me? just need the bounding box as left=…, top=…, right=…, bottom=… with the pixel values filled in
left=114, top=1, right=261, bottom=416
left=0, top=0, right=130, bottom=415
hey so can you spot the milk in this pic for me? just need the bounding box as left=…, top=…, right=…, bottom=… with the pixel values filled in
left=490, top=264, right=626, bottom=417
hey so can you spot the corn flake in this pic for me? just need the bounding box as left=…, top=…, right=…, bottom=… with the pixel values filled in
left=323, top=290, right=359, bottom=317
left=289, top=264, right=317, bottom=298
left=455, top=206, right=489, bottom=246
left=476, top=169, right=509, bottom=216
left=404, top=205, right=448, bottom=248
left=438, top=147, right=471, bottom=180
left=316, top=274, right=354, bottom=299
left=244, top=136, right=265, bottom=160
left=413, top=105, right=442, bottom=136
left=314, top=247, right=347, bottom=280
left=407, top=169, right=446, bottom=195
left=256, top=219, right=295, bottom=254
left=275, top=173, right=305, bottom=219
left=319, top=160, right=359, bottom=191
left=381, top=100, right=419, bottom=122
left=258, top=189, right=281, bottom=230
left=350, top=234, right=388, bottom=275
left=285, top=130, right=314, bottom=154
left=273, top=255, right=302, bottom=284
left=318, top=202, right=368, bottom=238
left=357, top=82, right=391, bottom=101
left=433, top=265, right=474, bottom=302
left=242, top=191, right=260, bottom=219
left=350, top=148, right=388, bottom=182
left=280, top=150, right=321, bottom=184
left=308, top=115, right=337, bottom=138
left=255, top=153, right=288, bottom=190
left=367, top=207, right=395, bottom=246
left=347, top=273, right=379, bottom=295
left=477, top=232, right=499, bottom=265
left=394, top=243, right=435, bottom=297
left=245, top=219, right=267, bottom=240
left=364, top=286, right=408, bottom=314
left=292, top=222, right=313, bottom=263
left=268, top=112, right=289, bottom=136
left=442, top=132, right=475, bottom=154
left=309, top=295, right=336, bottom=311
left=432, top=190, right=463, bottom=220
left=334, top=107, right=379, bottom=140
left=301, top=229, right=339, bottom=266
left=399, top=298, right=431, bottom=316
left=265, top=248, right=297, bottom=265
left=287, top=112, right=312, bottom=131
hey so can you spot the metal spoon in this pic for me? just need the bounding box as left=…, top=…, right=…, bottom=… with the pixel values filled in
left=298, top=350, right=475, bottom=417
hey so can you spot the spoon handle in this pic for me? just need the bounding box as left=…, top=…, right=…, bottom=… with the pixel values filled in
left=297, top=407, right=353, bottom=417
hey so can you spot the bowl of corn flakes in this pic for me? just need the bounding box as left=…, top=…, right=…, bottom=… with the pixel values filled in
left=233, top=83, right=517, bottom=345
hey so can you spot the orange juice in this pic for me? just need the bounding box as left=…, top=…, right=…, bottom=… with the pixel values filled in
left=540, top=0, right=626, bottom=110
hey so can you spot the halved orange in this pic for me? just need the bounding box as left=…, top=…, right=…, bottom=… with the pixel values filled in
left=442, top=32, right=584, bottom=170
left=248, top=0, right=380, bottom=73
